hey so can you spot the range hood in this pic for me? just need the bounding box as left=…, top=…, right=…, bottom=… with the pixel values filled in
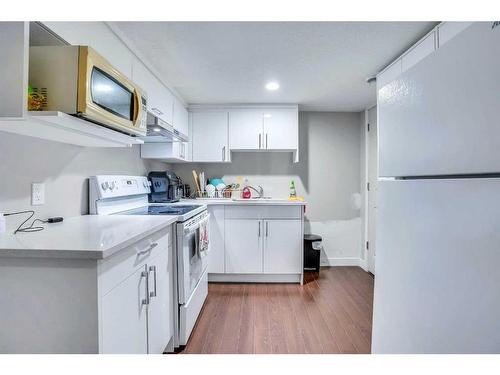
left=137, top=112, right=188, bottom=143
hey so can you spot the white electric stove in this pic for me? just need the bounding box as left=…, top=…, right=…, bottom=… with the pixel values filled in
left=89, top=175, right=209, bottom=348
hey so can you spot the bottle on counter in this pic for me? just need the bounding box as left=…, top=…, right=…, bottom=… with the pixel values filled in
left=289, top=180, right=297, bottom=199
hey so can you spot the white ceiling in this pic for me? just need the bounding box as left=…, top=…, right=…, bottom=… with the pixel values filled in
left=114, top=22, right=437, bottom=111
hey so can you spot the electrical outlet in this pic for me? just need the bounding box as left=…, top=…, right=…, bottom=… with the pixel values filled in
left=31, top=183, right=45, bottom=206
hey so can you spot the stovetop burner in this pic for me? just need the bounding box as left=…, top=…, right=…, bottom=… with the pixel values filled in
left=117, top=205, right=202, bottom=216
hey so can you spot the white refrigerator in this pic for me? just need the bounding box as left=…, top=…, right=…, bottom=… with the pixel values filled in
left=372, top=22, right=500, bottom=353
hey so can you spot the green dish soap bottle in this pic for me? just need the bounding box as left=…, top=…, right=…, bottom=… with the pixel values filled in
left=289, top=180, right=297, bottom=199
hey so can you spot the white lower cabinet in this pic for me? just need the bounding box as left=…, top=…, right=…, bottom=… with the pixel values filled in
left=100, top=227, right=173, bottom=354
left=263, top=220, right=302, bottom=274
left=225, top=219, right=263, bottom=273
left=208, top=205, right=304, bottom=282
left=147, top=247, right=173, bottom=354
left=100, top=265, right=149, bottom=354
left=0, top=225, right=174, bottom=354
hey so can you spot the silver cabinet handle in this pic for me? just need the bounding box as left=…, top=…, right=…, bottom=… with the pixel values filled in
left=222, top=146, right=226, bottom=162
left=266, top=221, right=269, bottom=237
left=266, top=133, right=268, bottom=149
left=137, top=242, right=158, bottom=256
left=151, top=107, right=163, bottom=115
left=259, top=133, right=262, bottom=149
left=141, top=267, right=149, bottom=306
left=149, top=265, right=157, bottom=298
left=258, top=221, right=261, bottom=237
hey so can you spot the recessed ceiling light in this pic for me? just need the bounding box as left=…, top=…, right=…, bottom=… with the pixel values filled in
left=265, top=81, right=280, bottom=91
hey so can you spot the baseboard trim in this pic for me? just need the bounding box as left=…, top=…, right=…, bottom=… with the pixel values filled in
left=208, top=273, right=302, bottom=284
left=323, top=257, right=364, bottom=267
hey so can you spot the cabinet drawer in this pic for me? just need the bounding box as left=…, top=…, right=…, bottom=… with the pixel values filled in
left=98, top=226, right=172, bottom=296
left=225, top=205, right=301, bottom=219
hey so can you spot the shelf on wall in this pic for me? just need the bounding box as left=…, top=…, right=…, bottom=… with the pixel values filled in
left=0, top=111, right=144, bottom=148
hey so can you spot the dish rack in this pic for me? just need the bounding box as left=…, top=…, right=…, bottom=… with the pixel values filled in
left=195, top=188, right=243, bottom=199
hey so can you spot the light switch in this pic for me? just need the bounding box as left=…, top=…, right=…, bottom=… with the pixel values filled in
left=31, top=183, right=45, bottom=206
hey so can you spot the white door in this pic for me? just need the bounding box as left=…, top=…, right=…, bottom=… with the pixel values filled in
left=208, top=206, right=225, bottom=273
left=373, top=178, right=500, bottom=353
left=228, top=109, right=263, bottom=150
left=263, top=220, right=302, bottom=274
left=378, top=23, right=500, bottom=177
left=147, top=249, right=172, bottom=354
left=192, top=111, right=229, bottom=162
left=100, top=265, right=148, bottom=354
left=367, top=106, right=377, bottom=274
left=225, top=219, right=262, bottom=273
left=263, top=108, right=298, bottom=150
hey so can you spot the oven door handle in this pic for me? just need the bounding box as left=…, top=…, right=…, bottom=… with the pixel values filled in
left=183, top=214, right=210, bottom=235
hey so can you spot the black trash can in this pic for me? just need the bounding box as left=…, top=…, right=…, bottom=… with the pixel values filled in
left=304, top=234, right=322, bottom=272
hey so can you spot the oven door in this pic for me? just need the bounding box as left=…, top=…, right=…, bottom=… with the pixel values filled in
left=77, top=46, right=147, bottom=136
left=177, top=212, right=210, bottom=304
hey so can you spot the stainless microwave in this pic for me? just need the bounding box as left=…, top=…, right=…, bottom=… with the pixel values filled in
left=29, top=46, right=147, bottom=136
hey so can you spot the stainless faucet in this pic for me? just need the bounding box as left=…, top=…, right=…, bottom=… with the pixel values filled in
left=247, top=185, right=264, bottom=198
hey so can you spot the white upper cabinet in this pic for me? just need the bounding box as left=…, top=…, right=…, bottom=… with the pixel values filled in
left=0, top=22, right=28, bottom=119
left=191, top=111, right=229, bottom=162
left=132, top=58, right=174, bottom=125
left=437, top=22, right=473, bottom=48
left=401, top=31, right=436, bottom=73
left=228, top=106, right=299, bottom=152
left=229, top=109, right=263, bottom=150
left=173, top=97, right=189, bottom=137
left=41, top=22, right=133, bottom=79
left=263, top=108, right=298, bottom=150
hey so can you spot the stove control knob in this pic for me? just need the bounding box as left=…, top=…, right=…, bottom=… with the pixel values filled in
left=143, top=180, right=148, bottom=188
left=101, top=182, right=108, bottom=191
left=110, top=181, right=116, bottom=190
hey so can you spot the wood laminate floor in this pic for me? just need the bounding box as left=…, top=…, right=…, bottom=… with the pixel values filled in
left=180, top=266, right=374, bottom=354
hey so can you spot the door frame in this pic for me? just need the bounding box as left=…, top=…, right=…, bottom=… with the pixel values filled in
left=362, top=104, right=377, bottom=274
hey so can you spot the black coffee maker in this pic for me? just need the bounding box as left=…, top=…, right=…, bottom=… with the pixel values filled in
left=148, top=171, right=183, bottom=203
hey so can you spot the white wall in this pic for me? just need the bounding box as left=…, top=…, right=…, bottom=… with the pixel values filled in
left=0, top=132, right=166, bottom=231
left=172, top=111, right=364, bottom=265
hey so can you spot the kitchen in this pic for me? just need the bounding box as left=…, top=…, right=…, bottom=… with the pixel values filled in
left=1, top=6, right=500, bottom=368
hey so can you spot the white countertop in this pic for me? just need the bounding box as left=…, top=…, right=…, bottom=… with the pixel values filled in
left=0, top=215, right=177, bottom=260
left=180, top=198, right=306, bottom=206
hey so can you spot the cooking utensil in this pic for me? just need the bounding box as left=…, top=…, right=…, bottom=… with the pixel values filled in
left=192, top=170, right=201, bottom=195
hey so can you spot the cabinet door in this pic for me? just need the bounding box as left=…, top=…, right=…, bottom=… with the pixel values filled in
left=263, top=108, right=298, bottom=150
left=192, top=111, right=229, bottom=162
left=0, top=22, right=28, bottom=118
left=225, top=219, right=262, bottom=273
left=42, top=22, right=133, bottom=79
left=132, top=58, right=174, bottom=125
left=147, top=247, right=172, bottom=354
left=208, top=206, right=225, bottom=273
left=229, top=109, right=263, bottom=150
left=263, top=220, right=302, bottom=274
left=100, top=265, right=148, bottom=354
left=173, top=98, right=189, bottom=136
